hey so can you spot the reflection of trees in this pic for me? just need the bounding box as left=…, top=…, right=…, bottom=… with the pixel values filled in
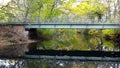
left=52, top=29, right=90, bottom=50
left=85, top=29, right=103, bottom=50
left=87, top=29, right=120, bottom=51
left=1, top=59, right=119, bottom=68
left=0, top=44, right=28, bottom=57
left=37, top=29, right=120, bottom=51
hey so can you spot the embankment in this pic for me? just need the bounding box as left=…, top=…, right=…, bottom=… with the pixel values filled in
left=0, top=26, right=35, bottom=46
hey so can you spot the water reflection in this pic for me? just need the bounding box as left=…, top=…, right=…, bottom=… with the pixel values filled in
left=0, top=29, right=120, bottom=68
left=0, top=59, right=120, bottom=68
left=35, top=29, right=120, bottom=51
left=0, top=44, right=28, bottom=57
left=0, top=29, right=119, bottom=57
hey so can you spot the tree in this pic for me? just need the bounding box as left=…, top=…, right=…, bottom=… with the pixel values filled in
left=0, top=0, right=65, bottom=23
left=15, top=0, right=64, bottom=22
left=103, top=0, right=120, bottom=21
left=0, top=0, right=18, bottom=22
left=59, top=0, right=109, bottom=22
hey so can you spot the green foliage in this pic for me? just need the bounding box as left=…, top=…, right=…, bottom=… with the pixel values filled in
left=0, top=1, right=18, bottom=22
left=60, top=0, right=109, bottom=17
left=37, top=40, right=54, bottom=50
left=87, top=0, right=109, bottom=16
left=103, top=39, right=115, bottom=49
left=88, top=29, right=99, bottom=35
left=36, top=29, right=120, bottom=51
left=37, top=29, right=90, bottom=50
left=25, top=0, right=64, bottom=21
left=0, top=0, right=110, bottom=22
left=0, top=0, right=65, bottom=22
left=0, top=12, right=5, bottom=21
left=102, top=29, right=115, bottom=36
left=37, top=29, right=54, bottom=36
left=37, top=29, right=120, bottom=50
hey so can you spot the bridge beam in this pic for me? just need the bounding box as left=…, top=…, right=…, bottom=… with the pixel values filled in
left=25, top=24, right=120, bottom=29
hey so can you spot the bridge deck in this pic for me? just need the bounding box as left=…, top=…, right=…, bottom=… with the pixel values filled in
left=0, top=23, right=120, bottom=29
left=0, top=16, right=120, bottom=28
left=0, top=15, right=120, bottom=29
left=25, top=23, right=120, bottom=29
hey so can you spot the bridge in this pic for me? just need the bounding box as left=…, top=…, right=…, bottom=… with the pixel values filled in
left=0, top=16, right=120, bottom=29
left=0, top=16, right=120, bottom=62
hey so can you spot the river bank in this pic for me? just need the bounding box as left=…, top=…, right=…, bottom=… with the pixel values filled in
left=0, top=26, right=37, bottom=46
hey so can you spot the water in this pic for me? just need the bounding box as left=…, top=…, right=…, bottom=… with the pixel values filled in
left=0, top=29, right=120, bottom=67
left=0, top=43, right=119, bottom=67
left=35, top=29, right=120, bottom=51
left=0, top=59, right=120, bottom=68
left=0, top=44, right=28, bottom=57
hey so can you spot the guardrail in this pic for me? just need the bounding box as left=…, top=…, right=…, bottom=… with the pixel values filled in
left=0, top=16, right=120, bottom=24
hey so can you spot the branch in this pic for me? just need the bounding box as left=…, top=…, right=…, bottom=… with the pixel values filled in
left=50, top=0, right=57, bottom=13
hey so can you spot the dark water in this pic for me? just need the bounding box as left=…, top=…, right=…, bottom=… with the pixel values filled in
left=0, top=44, right=28, bottom=57
left=0, top=43, right=119, bottom=68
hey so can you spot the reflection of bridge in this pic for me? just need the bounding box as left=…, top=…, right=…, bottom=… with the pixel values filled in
left=0, top=16, right=120, bottom=29
left=0, top=50, right=120, bottom=62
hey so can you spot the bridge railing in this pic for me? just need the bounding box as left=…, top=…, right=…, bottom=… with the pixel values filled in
left=0, top=16, right=120, bottom=24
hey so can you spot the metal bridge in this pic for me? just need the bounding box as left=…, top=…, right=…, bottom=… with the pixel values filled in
left=0, top=16, right=120, bottom=29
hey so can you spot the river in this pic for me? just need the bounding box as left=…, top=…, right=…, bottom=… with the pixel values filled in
left=0, top=29, right=120, bottom=67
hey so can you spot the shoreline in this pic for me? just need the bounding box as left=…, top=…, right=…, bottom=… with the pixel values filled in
left=0, top=40, right=37, bottom=46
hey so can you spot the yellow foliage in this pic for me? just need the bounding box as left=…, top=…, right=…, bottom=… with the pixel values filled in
left=60, top=0, right=109, bottom=16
